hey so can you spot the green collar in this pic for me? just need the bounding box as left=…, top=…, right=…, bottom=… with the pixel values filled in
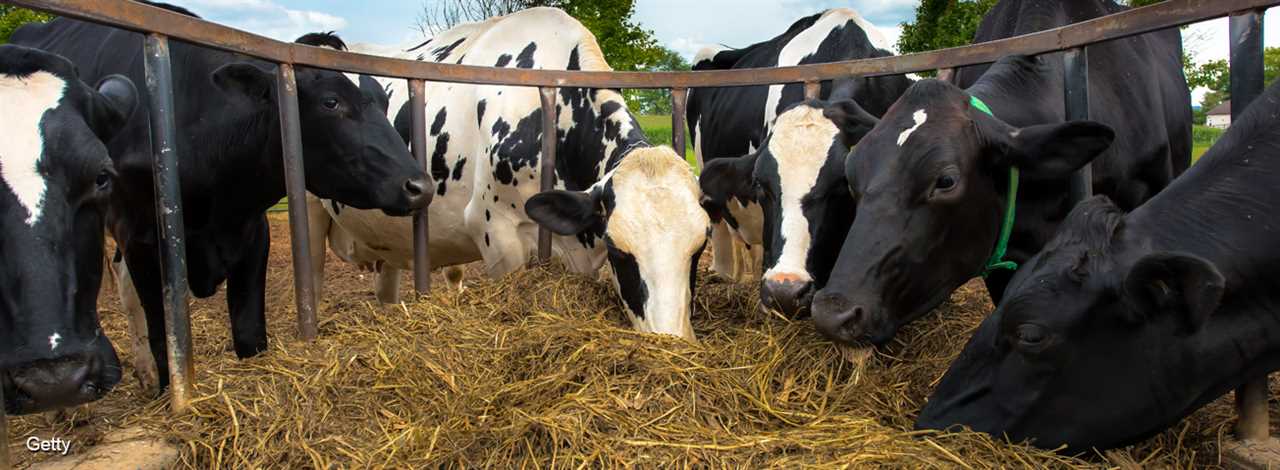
left=971, top=96, right=1019, bottom=278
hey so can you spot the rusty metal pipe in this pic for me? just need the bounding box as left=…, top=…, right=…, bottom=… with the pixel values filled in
left=275, top=63, right=318, bottom=341
left=143, top=33, right=194, bottom=412
left=5, top=0, right=1277, bottom=87
left=409, top=79, right=432, bottom=294
left=670, top=88, right=688, bottom=162
left=1230, top=7, right=1268, bottom=442
left=537, top=87, right=558, bottom=262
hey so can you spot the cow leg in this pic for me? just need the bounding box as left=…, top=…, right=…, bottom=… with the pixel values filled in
left=305, top=193, right=331, bottom=305
left=744, top=243, right=764, bottom=283
left=445, top=266, right=465, bottom=291
left=374, top=267, right=402, bottom=304
left=708, top=220, right=741, bottom=282
left=121, top=244, right=172, bottom=393
left=225, top=216, right=270, bottom=358
left=110, top=249, right=160, bottom=396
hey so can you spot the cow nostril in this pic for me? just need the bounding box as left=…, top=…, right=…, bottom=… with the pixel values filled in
left=404, top=178, right=427, bottom=197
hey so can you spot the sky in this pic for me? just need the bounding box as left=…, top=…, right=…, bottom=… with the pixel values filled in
left=165, top=0, right=1280, bottom=103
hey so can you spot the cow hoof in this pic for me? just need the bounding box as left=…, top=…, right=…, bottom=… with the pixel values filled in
left=445, top=266, right=464, bottom=291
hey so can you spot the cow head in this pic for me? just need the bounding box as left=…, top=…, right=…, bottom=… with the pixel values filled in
left=209, top=33, right=430, bottom=216
left=0, top=46, right=136, bottom=414
left=916, top=197, right=1226, bottom=452
left=812, top=78, right=1114, bottom=346
left=700, top=98, right=876, bottom=317
left=527, top=146, right=710, bottom=340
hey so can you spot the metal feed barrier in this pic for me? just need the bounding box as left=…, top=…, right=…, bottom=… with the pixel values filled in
left=1, top=0, right=1277, bottom=466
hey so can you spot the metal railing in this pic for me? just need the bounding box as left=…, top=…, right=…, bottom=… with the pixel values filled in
left=0, top=0, right=1276, bottom=465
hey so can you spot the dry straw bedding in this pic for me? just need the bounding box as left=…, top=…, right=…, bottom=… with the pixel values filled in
left=6, top=214, right=1272, bottom=468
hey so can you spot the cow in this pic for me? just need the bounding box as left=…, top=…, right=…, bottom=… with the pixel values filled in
left=917, top=79, right=1280, bottom=453
left=0, top=45, right=137, bottom=414
left=306, top=8, right=709, bottom=340
left=11, top=2, right=430, bottom=392
left=810, top=0, right=1191, bottom=346
left=692, top=8, right=913, bottom=317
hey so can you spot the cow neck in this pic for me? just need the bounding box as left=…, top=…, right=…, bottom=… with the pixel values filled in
left=970, top=95, right=1019, bottom=278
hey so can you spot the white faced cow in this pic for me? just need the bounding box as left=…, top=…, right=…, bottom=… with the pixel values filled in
left=308, top=8, right=709, bottom=340
left=690, top=8, right=913, bottom=316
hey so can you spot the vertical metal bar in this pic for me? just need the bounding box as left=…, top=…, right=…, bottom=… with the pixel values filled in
left=1230, top=7, right=1268, bottom=443
left=1, top=385, right=9, bottom=470
left=803, top=81, right=820, bottom=100
left=670, top=87, right=688, bottom=161
left=537, top=86, right=558, bottom=262
left=143, top=33, right=193, bottom=412
left=275, top=63, right=317, bottom=341
left=409, top=79, right=432, bottom=294
left=1063, top=47, right=1092, bottom=204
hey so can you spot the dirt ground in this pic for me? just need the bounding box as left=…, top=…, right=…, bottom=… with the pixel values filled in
left=4, top=213, right=1277, bottom=468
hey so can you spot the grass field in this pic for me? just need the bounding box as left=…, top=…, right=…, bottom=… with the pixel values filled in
left=637, top=114, right=697, bottom=170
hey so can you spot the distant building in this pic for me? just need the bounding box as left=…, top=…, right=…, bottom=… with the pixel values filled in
left=1206, top=101, right=1231, bottom=128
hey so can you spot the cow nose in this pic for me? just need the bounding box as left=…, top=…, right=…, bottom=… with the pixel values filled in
left=812, top=292, right=869, bottom=345
left=760, top=276, right=814, bottom=318
left=10, top=358, right=98, bottom=411
left=402, top=175, right=432, bottom=209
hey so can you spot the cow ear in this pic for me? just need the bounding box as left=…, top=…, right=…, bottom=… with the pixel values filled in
left=1122, top=251, right=1225, bottom=333
left=526, top=190, right=603, bottom=236
left=823, top=99, right=879, bottom=148
left=88, top=74, right=137, bottom=141
left=211, top=62, right=273, bottom=103
left=699, top=152, right=758, bottom=209
left=990, top=120, right=1115, bottom=179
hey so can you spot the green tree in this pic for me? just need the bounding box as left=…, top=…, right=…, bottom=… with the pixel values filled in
left=625, top=47, right=689, bottom=114
left=897, top=0, right=997, bottom=56
left=0, top=5, right=52, bottom=44
left=1186, top=47, right=1280, bottom=123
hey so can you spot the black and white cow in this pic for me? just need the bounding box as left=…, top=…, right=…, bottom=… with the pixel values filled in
left=918, top=79, right=1280, bottom=453
left=810, top=0, right=1191, bottom=346
left=12, top=2, right=429, bottom=391
left=692, top=8, right=912, bottom=316
left=0, top=45, right=136, bottom=414
left=307, top=8, right=709, bottom=340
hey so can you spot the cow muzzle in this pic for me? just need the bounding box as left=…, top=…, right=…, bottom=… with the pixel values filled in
left=760, top=274, right=813, bottom=318
left=4, top=355, right=112, bottom=414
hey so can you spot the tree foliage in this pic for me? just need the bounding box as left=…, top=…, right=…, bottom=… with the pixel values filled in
left=416, top=0, right=661, bottom=72
left=0, top=5, right=53, bottom=44
left=896, top=0, right=997, bottom=56
left=626, top=47, right=690, bottom=114
left=1186, top=47, right=1280, bottom=122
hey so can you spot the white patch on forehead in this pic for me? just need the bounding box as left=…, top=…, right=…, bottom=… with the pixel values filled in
left=606, top=147, right=707, bottom=340
left=49, top=332, right=61, bottom=350
left=762, top=106, right=840, bottom=283
left=897, top=109, right=928, bottom=147
left=0, top=71, right=66, bottom=226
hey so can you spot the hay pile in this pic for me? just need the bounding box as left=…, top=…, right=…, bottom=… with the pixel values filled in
left=5, top=215, right=1258, bottom=468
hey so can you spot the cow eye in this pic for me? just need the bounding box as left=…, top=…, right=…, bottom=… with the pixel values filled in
left=94, top=169, right=112, bottom=193
left=322, top=98, right=340, bottom=110
left=1014, top=323, right=1047, bottom=348
left=935, top=174, right=957, bottom=191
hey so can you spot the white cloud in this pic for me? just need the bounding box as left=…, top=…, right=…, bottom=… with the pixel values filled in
left=172, top=0, right=348, bottom=42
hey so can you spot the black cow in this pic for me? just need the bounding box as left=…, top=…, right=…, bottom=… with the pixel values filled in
left=811, top=0, right=1191, bottom=345
left=11, top=2, right=429, bottom=391
left=918, top=78, right=1280, bottom=453
left=0, top=45, right=136, bottom=414
left=692, top=8, right=912, bottom=316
